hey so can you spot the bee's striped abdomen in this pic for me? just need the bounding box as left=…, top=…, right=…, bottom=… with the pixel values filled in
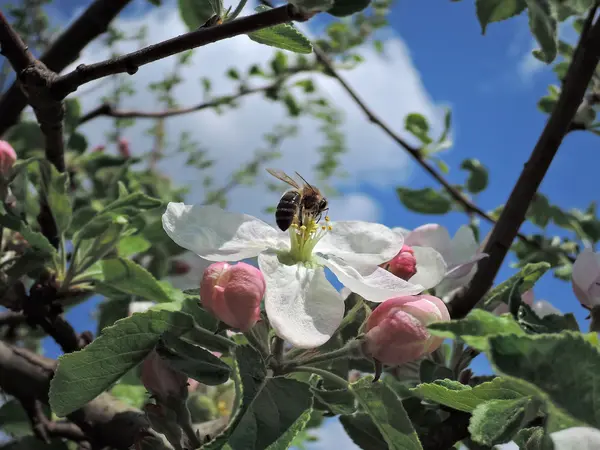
left=275, top=190, right=301, bottom=231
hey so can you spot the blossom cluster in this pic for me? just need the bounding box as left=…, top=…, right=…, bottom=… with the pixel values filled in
left=160, top=202, right=492, bottom=364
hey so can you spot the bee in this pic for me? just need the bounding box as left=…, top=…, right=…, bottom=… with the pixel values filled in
left=266, top=168, right=328, bottom=232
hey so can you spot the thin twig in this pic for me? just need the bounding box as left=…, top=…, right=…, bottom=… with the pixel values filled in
left=21, top=397, right=88, bottom=443
left=448, top=6, right=600, bottom=319
left=0, top=0, right=134, bottom=136
left=51, top=4, right=311, bottom=98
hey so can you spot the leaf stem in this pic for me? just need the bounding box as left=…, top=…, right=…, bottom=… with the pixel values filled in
left=286, top=339, right=360, bottom=369
left=291, top=366, right=349, bottom=389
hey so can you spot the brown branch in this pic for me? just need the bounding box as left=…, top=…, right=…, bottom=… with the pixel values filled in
left=78, top=82, right=284, bottom=125
left=51, top=4, right=311, bottom=99
left=0, top=0, right=134, bottom=136
left=0, top=341, right=151, bottom=449
left=448, top=7, right=600, bottom=319
left=21, top=397, right=88, bottom=443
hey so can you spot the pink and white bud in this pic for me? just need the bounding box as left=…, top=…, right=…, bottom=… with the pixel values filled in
left=385, top=245, right=418, bottom=280
left=0, top=140, right=16, bottom=177
left=363, top=295, right=450, bottom=366
left=200, top=262, right=264, bottom=331
left=117, top=138, right=130, bottom=158
left=141, top=350, right=188, bottom=404
left=572, top=248, right=600, bottom=309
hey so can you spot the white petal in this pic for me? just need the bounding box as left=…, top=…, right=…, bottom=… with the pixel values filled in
left=259, top=253, right=344, bottom=348
left=551, top=427, right=600, bottom=450
left=409, top=246, right=447, bottom=290
left=405, top=224, right=452, bottom=258
left=435, top=265, right=477, bottom=297
left=129, top=301, right=155, bottom=315
left=449, top=225, right=479, bottom=264
left=445, top=253, right=488, bottom=279
left=392, top=227, right=410, bottom=238
left=316, top=221, right=403, bottom=266
left=572, top=249, right=600, bottom=306
left=320, top=254, right=424, bottom=302
left=494, top=442, right=518, bottom=450
left=162, top=203, right=285, bottom=261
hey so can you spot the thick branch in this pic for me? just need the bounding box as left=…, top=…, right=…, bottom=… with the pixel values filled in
left=52, top=4, right=310, bottom=98
left=448, top=8, right=600, bottom=319
left=0, top=341, right=150, bottom=449
left=0, top=0, right=133, bottom=136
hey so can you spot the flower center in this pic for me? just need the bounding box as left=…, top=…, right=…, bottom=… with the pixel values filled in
left=285, top=216, right=332, bottom=264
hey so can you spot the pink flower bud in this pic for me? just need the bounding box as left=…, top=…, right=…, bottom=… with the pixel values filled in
left=0, top=140, right=16, bottom=176
left=117, top=138, right=130, bottom=158
left=170, top=260, right=191, bottom=275
left=363, top=295, right=450, bottom=366
left=200, top=262, right=264, bottom=331
left=141, top=350, right=188, bottom=404
left=384, top=244, right=417, bottom=280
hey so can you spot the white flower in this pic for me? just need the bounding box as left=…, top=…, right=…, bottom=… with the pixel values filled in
left=493, top=289, right=561, bottom=317
left=496, top=427, right=600, bottom=450
left=162, top=203, right=440, bottom=348
left=572, top=248, right=600, bottom=309
left=394, top=224, right=487, bottom=297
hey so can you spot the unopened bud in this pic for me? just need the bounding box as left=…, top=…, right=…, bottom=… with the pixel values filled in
left=118, top=138, right=130, bottom=158
left=362, top=295, right=450, bottom=366
left=141, top=350, right=188, bottom=405
left=200, top=262, right=265, bottom=331
left=0, top=140, right=16, bottom=177
left=384, top=245, right=417, bottom=280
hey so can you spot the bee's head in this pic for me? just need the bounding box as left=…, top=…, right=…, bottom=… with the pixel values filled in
left=319, top=198, right=328, bottom=211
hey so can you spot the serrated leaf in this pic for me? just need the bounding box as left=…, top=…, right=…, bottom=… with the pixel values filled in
left=203, top=346, right=313, bottom=449
left=461, top=158, right=489, bottom=194
left=525, top=0, right=558, bottom=63
left=0, top=212, right=57, bottom=256
left=469, top=397, right=538, bottom=445
left=39, top=160, right=72, bottom=235
left=350, top=377, right=422, bottom=450
left=94, top=258, right=174, bottom=303
left=489, top=332, right=600, bottom=428
left=476, top=0, right=527, bottom=33
left=247, top=6, right=312, bottom=54
left=117, top=235, right=151, bottom=257
left=156, top=332, right=230, bottom=385
left=429, top=309, right=525, bottom=352
left=339, top=413, right=387, bottom=450
left=397, top=187, right=452, bottom=214
left=49, top=309, right=194, bottom=417
left=327, top=0, right=370, bottom=16
left=412, top=377, right=533, bottom=413
left=311, top=382, right=357, bottom=415
left=482, top=262, right=551, bottom=309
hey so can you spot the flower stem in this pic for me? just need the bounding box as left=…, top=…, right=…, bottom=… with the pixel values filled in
left=286, top=339, right=361, bottom=369
left=189, top=324, right=236, bottom=352
left=291, top=366, right=349, bottom=389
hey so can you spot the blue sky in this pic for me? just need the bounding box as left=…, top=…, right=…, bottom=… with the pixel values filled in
left=10, top=0, right=598, bottom=447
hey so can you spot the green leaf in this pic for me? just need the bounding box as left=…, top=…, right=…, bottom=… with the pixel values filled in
left=178, top=0, right=222, bottom=30
left=247, top=6, right=312, bottom=54
left=350, top=377, right=422, bottom=450
left=39, top=161, right=72, bottom=235
left=469, top=397, right=539, bottom=446
left=110, top=382, right=148, bottom=409
left=289, top=0, right=335, bottom=12
left=311, top=379, right=357, bottom=415
left=0, top=399, right=44, bottom=438
left=405, top=113, right=432, bottom=145
left=204, top=346, right=313, bottom=450
left=397, top=187, right=452, bottom=214
left=411, top=377, right=532, bottom=413
left=156, top=332, right=231, bottom=385
left=117, top=235, right=151, bottom=257
left=94, top=258, right=174, bottom=303
left=0, top=211, right=56, bottom=256
left=0, top=437, right=69, bottom=450
left=49, top=309, right=194, bottom=417
left=339, top=413, right=387, bottom=450
left=428, top=309, right=525, bottom=352
left=525, top=0, right=558, bottom=63
left=460, top=158, right=489, bottom=194
left=67, top=132, right=88, bottom=154
left=489, top=332, right=600, bottom=428
left=482, top=262, right=551, bottom=309
left=327, top=0, right=370, bottom=16
left=63, top=98, right=81, bottom=134
left=476, top=0, right=527, bottom=33
left=514, top=427, right=554, bottom=450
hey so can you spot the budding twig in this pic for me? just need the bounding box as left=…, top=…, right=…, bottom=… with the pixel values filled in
left=448, top=6, right=600, bottom=319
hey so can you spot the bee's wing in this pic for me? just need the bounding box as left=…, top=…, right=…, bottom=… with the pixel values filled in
left=294, top=171, right=319, bottom=194
left=266, top=168, right=301, bottom=189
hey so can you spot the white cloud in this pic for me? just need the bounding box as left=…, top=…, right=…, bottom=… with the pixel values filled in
left=69, top=2, right=442, bottom=224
